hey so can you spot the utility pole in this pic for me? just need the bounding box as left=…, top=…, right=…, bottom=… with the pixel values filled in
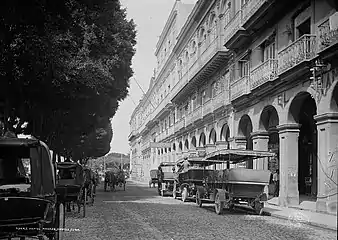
left=120, top=153, right=123, bottom=169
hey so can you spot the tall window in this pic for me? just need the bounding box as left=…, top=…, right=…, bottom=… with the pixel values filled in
left=239, top=60, right=250, bottom=78
left=201, top=90, right=206, bottom=104
left=211, top=81, right=216, bottom=98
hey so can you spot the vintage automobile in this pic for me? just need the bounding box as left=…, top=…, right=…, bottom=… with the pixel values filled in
left=56, top=162, right=87, bottom=217
left=195, top=149, right=275, bottom=215
left=0, top=136, right=64, bottom=240
left=149, top=169, right=158, bottom=188
left=172, top=157, right=221, bottom=202
left=157, top=162, right=176, bottom=196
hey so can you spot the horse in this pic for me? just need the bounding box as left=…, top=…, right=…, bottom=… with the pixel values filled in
left=104, top=171, right=116, bottom=192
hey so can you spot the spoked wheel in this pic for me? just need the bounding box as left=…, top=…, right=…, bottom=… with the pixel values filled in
left=254, top=201, right=264, bottom=215
left=91, top=185, right=95, bottom=205
left=53, top=202, right=65, bottom=240
left=215, top=192, right=224, bottom=215
left=181, top=187, right=188, bottom=202
left=196, top=190, right=203, bottom=207
left=83, top=188, right=87, bottom=217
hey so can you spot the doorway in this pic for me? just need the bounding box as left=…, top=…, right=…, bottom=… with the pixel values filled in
left=298, top=95, right=317, bottom=197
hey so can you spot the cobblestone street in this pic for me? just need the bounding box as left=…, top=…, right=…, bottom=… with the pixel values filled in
left=63, top=181, right=337, bottom=240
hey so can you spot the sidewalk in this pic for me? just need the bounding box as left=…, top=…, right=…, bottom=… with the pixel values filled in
left=263, top=199, right=337, bottom=231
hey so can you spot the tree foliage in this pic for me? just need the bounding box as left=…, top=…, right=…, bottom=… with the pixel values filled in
left=0, top=0, right=136, bottom=161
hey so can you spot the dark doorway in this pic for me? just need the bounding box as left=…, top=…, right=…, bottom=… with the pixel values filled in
left=298, top=96, right=317, bottom=196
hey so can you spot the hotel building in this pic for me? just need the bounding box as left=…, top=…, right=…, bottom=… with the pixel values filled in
left=129, top=0, right=338, bottom=215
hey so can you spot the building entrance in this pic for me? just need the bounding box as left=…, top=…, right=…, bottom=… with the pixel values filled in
left=298, top=95, right=317, bottom=196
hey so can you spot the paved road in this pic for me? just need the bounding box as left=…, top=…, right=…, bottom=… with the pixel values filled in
left=63, top=181, right=337, bottom=240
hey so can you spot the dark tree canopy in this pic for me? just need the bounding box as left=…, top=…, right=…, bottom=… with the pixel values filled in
left=0, top=0, right=136, bottom=162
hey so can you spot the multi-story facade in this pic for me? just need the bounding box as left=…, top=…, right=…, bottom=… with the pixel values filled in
left=129, top=0, right=338, bottom=215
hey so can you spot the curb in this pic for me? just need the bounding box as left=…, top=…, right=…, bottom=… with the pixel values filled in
left=263, top=208, right=337, bottom=232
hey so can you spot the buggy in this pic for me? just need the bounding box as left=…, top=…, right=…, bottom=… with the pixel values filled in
left=0, top=137, right=64, bottom=240
left=55, top=162, right=87, bottom=217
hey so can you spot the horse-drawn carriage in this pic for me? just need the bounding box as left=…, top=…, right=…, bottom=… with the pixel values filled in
left=157, top=162, right=175, bottom=196
left=104, top=168, right=126, bottom=191
left=195, top=149, right=275, bottom=215
left=149, top=169, right=158, bottom=188
left=55, top=162, right=87, bottom=217
left=0, top=137, right=64, bottom=240
left=115, top=168, right=126, bottom=191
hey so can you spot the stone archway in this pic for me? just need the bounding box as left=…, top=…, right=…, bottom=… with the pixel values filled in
left=238, top=114, right=253, bottom=168
left=330, top=82, right=338, bottom=111
left=259, top=105, right=280, bottom=172
left=184, top=139, right=189, bottom=150
left=220, top=124, right=230, bottom=148
left=199, top=132, right=206, bottom=147
left=191, top=136, right=197, bottom=148
left=288, top=92, right=318, bottom=197
left=209, top=128, right=217, bottom=144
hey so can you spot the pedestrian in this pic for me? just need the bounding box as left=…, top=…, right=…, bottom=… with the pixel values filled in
left=273, top=169, right=279, bottom=197
left=183, top=158, right=190, bottom=172
left=157, top=166, right=164, bottom=192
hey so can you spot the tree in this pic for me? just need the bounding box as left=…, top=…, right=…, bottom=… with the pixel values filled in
left=0, top=0, right=136, bottom=161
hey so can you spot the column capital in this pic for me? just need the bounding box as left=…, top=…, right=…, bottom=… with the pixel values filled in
left=277, top=123, right=301, bottom=133
left=251, top=131, right=269, bottom=139
left=314, top=112, right=338, bottom=125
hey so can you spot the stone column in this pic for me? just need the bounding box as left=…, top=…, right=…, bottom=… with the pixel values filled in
left=251, top=131, right=269, bottom=170
left=234, top=136, right=247, bottom=168
left=277, top=123, right=300, bottom=207
left=314, top=112, right=338, bottom=215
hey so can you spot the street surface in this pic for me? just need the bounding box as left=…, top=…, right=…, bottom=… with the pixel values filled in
left=63, top=181, right=337, bottom=240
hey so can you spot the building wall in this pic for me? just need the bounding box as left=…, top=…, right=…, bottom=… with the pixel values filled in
left=130, top=0, right=338, bottom=214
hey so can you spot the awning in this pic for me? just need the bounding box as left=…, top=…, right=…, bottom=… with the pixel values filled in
left=175, top=157, right=225, bottom=166
left=159, top=162, right=176, bottom=167
left=203, top=148, right=276, bottom=163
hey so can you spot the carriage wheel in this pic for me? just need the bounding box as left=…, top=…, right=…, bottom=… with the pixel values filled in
left=91, top=185, right=95, bottom=205
left=83, top=188, right=87, bottom=217
left=215, top=192, right=224, bottom=215
left=173, top=183, right=177, bottom=199
left=181, top=187, right=188, bottom=202
left=196, top=190, right=203, bottom=207
left=53, top=202, right=65, bottom=240
left=254, top=201, right=264, bottom=215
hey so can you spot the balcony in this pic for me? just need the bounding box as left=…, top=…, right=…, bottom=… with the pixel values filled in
left=186, top=107, right=202, bottom=126
left=250, top=59, right=278, bottom=90
left=174, top=118, right=185, bottom=132
left=278, top=34, right=317, bottom=75
left=230, top=76, right=250, bottom=101
left=317, top=16, right=338, bottom=55
left=172, top=34, right=231, bottom=103
left=213, top=92, right=228, bottom=112
left=202, top=99, right=213, bottom=117
left=223, top=10, right=249, bottom=50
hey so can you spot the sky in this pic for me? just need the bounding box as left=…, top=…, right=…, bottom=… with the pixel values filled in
left=110, top=0, right=197, bottom=155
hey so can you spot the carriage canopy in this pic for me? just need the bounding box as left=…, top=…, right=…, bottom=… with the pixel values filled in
left=203, top=149, right=276, bottom=164
left=57, top=162, right=84, bottom=185
left=0, top=137, right=55, bottom=196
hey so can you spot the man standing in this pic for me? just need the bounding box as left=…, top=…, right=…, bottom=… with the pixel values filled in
left=157, top=166, right=164, bottom=193
left=273, top=169, right=279, bottom=197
